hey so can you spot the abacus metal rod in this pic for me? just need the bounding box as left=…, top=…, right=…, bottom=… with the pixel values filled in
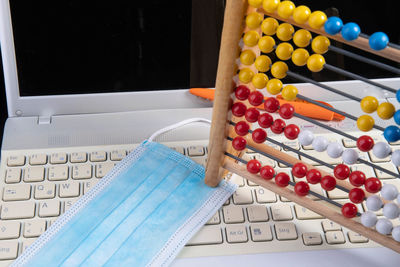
left=357, top=157, right=400, bottom=178
left=324, top=63, right=397, bottom=93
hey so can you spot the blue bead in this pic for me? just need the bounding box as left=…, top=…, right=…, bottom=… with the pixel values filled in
left=397, top=90, right=400, bottom=103
left=324, top=16, right=343, bottom=35
left=384, top=125, right=400, bottom=142
left=341, top=22, right=361, bottom=41
left=394, top=110, right=400, bottom=125
left=369, top=32, right=389, bottom=51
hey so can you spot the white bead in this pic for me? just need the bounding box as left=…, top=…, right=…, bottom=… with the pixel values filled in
left=342, top=149, right=358, bottom=165
left=360, top=211, right=377, bottom=227
left=298, top=130, right=314, bottom=146
left=392, top=150, right=400, bottom=166
left=392, top=226, right=400, bottom=242
left=312, top=136, right=329, bottom=152
left=326, top=142, right=343, bottom=158
left=366, top=195, right=383, bottom=211
left=381, top=184, right=399, bottom=201
left=397, top=193, right=400, bottom=204
left=383, top=202, right=400, bottom=219
left=376, top=218, right=393, bottom=235
left=373, top=142, right=391, bottom=159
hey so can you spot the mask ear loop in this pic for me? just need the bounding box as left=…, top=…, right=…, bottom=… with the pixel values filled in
left=148, top=118, right=211, bottom=142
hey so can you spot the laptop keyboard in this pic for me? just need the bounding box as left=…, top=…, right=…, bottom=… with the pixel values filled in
left=0, top=136, right=399, bottom=264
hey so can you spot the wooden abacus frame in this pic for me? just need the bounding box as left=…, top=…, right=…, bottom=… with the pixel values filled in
left=205, top=0, right=400, bottom=253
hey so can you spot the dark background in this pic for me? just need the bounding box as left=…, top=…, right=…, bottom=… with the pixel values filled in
left=0, top=0, right=399, bottom=147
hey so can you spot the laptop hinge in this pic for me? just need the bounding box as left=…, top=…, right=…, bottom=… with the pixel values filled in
left=37, top=116, right=52, bottom=125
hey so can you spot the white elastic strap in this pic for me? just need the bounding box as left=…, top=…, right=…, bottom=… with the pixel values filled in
left=148, top=118, right=211, bottom=142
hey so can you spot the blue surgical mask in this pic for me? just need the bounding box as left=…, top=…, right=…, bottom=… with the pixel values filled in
left=13, top=141, right=236, bottom=267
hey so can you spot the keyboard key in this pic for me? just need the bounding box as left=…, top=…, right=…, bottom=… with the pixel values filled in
left=110, top=150, right=126, bottom=161
left=22, top=238, right=36, bottom=253
left=230, top=174, right=245, bottom=187
left=226, top=225, right=248, bottom=243
left=24, top=220, right=46, bottom=238
left=233, top=188, right=253, bottom=204
left=351, top=165, right=375, bottom=177
left=250, top=224, right=272, bottom=242
left=375, top=163, right=398, bottom=179
left=1, top=202, right=35, bottom=219
left=64, top=199, right=78, bottom=211
left=223, top=206, right=244, bottom=223
left=186, top=226, right=222, bottom=245
left=34, top=184, right=56, bottom=199
left=347, top=231, right=368, bottom=243
left=29, top=154, right=47, bottom=165
left=83, top=180, right=99, bottom=194
left=322, top=220, right=342, bottom=232
left=50, top=153, right=67, bottom=164
left=7, top=155, right=25, bottom=167
left=271, top=204, right=293, bottom=221
left=283, top=140, right=300, bottom=150
left=187, top=146, right=204, bottom=156
left=327, top=188, right=348, bottom=199
left=302, top=232, right=322, bottom=246
left=171, top=147, right=185, bottom=155
left=300, top=150, right=341, bottom=165
left=294, top=205, right=324, bottom=219
left=5, top=168, right=21, bottom=183
left=0, top=221, right=21, bottom=239
left=254, top=154, right=276, bottom=167
left=254, top=187, right=276, bottom=203
left=90, top=151, right=107, bottom=162
left=24, top=166, right=45, bottom=182
left=3, top=184, right=31, bottom=201
left=48, top=165, right=69, bottom=181
left=275, top=222, right=297, bottom=240
left=325, top=231, right=345, bottom=244
left=206, top=212, right=220, bottom=225
left=95, top=162, right=115, bottom=178
left=70, top=152, right=87, bottom=163
left=72, top=164, right=92, bottom=179
left=247, top=206, right=269, bottom=222
left=59, top=182, right=80, bottom=198
left=39, top=200, right=60, bottom=217
left=191, top=157, right=207, bottom=167
left=342, top=138, right=356, bottom=148
left=0, top=240, right=18, bottom=260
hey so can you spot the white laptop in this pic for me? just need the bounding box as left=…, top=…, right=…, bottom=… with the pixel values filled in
left=1, top=0, right=400, bottom=266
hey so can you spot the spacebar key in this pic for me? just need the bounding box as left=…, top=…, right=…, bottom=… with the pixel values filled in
left=186, top=226, right=223, bottom=245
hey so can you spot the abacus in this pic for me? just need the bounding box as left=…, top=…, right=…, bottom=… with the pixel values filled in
left=205, top=0, right=400, bottom=253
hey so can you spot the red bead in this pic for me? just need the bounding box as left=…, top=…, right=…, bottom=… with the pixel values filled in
left=306, top=169, right=322, bottom=184
left=294, top=181, right=310, bottom=196
left=348, top=188, right=365, bottom=204
left=364, top=177, right=382, bottom=193
left=279, top=103, right=295, bottom=119
left=321, top=175, right=336, bottom=191
left=258, top=113, right=274, bottom=128
left=264, top=97, right=280, bottom=113
left=356, top=135, right=374, bottom=152
left=245, top=108, right=260, bottom=123
left=235, top=85, right=250, bottom=100
left=252, top=128, right=267, bottom=143
left=271, top=119, right=286, bottom=134
left=260, top=165, right=275, bottom=180
left=232, top=102, right=247, bottom=117
left=292, top=162, right=308, bottom=178
left=334, top=164, right=350, bottom=180
left=341, top=203, right=358, bottom=218
left=234, top=121, right=250, bottom=136
left=248, top=91, right=264, bottom=106
left=349, top=171, right=366, bottom=187
left=247, top=159, right=261, bottom=174
left=284, top=124, right=300, bottom=140
left=275, top=172, right=290, bottom=187
left=232, top=136, right=247, bottom=151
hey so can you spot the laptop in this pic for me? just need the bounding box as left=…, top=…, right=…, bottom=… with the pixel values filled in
left=1, top=0, right=400, bottom=266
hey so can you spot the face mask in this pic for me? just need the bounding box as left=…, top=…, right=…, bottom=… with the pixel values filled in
left=13, top=140, right=236, bottom=266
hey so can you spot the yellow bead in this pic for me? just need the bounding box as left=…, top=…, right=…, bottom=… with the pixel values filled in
left=291, top=48, right=309, bottom=66
left=307, top=54, right=325, bottom=72
left=240, top=50, right=256, bottom=65
left=243, top=31, right=260, bottom=47
left=360, top=96, right=379, bottom=113
left=271, top=61, right=288, bottom=79
left=261, top=18, right=279, bottom=35
left=246, top=12, right=263, bottom=29
left=276, top=23, right=294, bottom=41
left=258, top=36, right=276, bottom=53
left=252, top=73, right=269, bottom=89
left=238, top=68, right=254, bottom=83
left=277, top=1, right=295, bottom=19
left=248, top=0, right=263, bottom=8
left=266, top=78, right=283, bottom=95
left=377, top=102, right=395, bottom=120
left=357, top=115, right=375, bottom=132
left=275, top=42, right=293, bottom=60
left=292, top=5, right=311, bottom=24
left=255, top=55, right=272, bottom=72
left=308, top=11, right=327, bottom=29
left=293, top=29, right=312, bottom=47
left=263, top=0, right=280, bottom=13
left=282, top=85, right=298, bottom=100
left=312, top=35, right=330, bottom=54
